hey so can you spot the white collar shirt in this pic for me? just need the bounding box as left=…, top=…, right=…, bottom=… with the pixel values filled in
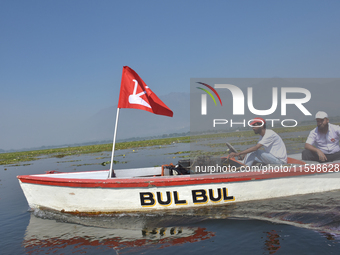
left=306, top=123, right=340, bottom=154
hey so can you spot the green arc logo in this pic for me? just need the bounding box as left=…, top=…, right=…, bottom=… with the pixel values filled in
left=196, top=82, right=223, bottom=106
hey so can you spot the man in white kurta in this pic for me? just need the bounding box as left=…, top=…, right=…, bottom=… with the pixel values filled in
left=228, top=118, right=287, bottom=166
left=302, top=111, right=340, bottom=162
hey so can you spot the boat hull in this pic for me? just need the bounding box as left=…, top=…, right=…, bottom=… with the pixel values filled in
left=18, top=165, right=340, bottom=213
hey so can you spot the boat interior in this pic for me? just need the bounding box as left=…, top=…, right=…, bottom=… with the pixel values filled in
left=34, top=153, right=339, bottom=179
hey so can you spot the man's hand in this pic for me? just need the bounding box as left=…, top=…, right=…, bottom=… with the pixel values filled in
left=227, top=152, right=239, bottom=159
left=304, top=143, right=328, bottom=162
left=316, top=149, right=327, bottom=161
left=227, top=145, right=263, bottom=160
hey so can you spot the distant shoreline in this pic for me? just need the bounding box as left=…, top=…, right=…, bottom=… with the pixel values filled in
left=2, top=123, right=337, bottom=166
left=0, top=136, right=190, bottom=166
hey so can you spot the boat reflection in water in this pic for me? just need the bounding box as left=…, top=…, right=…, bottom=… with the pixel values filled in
left=22, top=190, right=340, bottom=254
left=23, top=210, right=215, bottom=254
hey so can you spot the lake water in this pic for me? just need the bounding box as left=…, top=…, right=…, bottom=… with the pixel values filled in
left=1, top=142, right=340, bottom=254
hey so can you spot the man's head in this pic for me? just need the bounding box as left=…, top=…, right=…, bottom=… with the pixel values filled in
left=250, top=118, right=266, bottom=135
left=315, top=111, right=329, bottom=132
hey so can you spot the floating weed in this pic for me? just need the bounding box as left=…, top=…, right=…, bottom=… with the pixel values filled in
left=283, top=137, right=307, bottom=143
left=205, top=143, right=226, bottom=148
left=0, top=125, right=324, bottom=167
left=189, top=150, right=226, bottom=157
left=165, top=150, right=191, bottom=155
left=101, top=160, right=127, bottom=166
left=102, top=161, right=111, bottom=166
left=71, top=163, right=101, bottom=167
left=56, top=160, right=81, bottom=163
left=55, top=154, right=66, bottom=158
left=173, top=150, right=190, bottom=154
left=0, top=136, right=191, bottom=166
left=229, top=140, right=259, bottom=146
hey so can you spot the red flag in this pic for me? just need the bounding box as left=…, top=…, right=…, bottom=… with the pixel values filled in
left=117, top=66, right=173, bottom=117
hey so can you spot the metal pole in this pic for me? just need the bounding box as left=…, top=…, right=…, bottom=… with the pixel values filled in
left=108, top=108, right=120, bottom=178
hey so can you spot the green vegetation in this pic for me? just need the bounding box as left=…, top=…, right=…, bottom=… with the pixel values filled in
left=3, top=122, right=337, bottom=166
left=0, top=136, right=191, bottom=166
left=191, top=123, right=320, bottom=141
left=284, top=137, right=307, bottom=143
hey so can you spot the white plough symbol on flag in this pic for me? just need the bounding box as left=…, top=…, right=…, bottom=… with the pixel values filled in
left=128, top=79, right=151, bottom=108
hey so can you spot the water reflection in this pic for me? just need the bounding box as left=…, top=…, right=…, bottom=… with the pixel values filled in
left=179, top=190, right=340, bottom=238
left=23, top=211, right=214, bottom=254
left=22, top=189, right=340, bottom=254
left=263, top=230, right=281, bottom=254
left=9, top=145, right=340, bottom=254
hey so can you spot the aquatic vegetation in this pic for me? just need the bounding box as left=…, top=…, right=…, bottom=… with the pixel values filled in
left=284, top=137, right=307, bottom=143
left=165, top=150, right=191, bottom=155
left=204, top=143, right=227, bottom=148
left=0, top=136, right=190, bottom=166
left=101, top=160, right=127, bottom=166
left=189, top=150, right=227, bottom=157
left=56, top=160, right=81, bottom=164
left=179, top=155, right=190, bottom=158
left=55, top=154, right=66, bottom=158
left=71, top=163, right=101, bottom=167
left=1, top=122, right=332, bottom=166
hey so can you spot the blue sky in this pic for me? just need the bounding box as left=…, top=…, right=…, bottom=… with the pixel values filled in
left=1, top=0, right=340, bottom=150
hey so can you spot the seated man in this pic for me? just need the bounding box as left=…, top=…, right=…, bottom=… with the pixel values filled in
left=302, top=111, right=340, bottom=162
left=227, top=118, right=287, bottom=166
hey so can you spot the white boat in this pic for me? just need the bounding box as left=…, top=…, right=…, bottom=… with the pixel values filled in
left=17, top=155, right=340, bottom=214
left=16, top=67, right=340, bottom=214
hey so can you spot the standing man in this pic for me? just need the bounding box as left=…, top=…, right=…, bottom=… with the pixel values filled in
left=302, top=111, right=340, bottom=162
left=227, top=118, right=287, bottom=166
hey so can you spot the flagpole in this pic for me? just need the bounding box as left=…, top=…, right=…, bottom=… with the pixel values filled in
left=108, top=108, right=120, bottom=178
